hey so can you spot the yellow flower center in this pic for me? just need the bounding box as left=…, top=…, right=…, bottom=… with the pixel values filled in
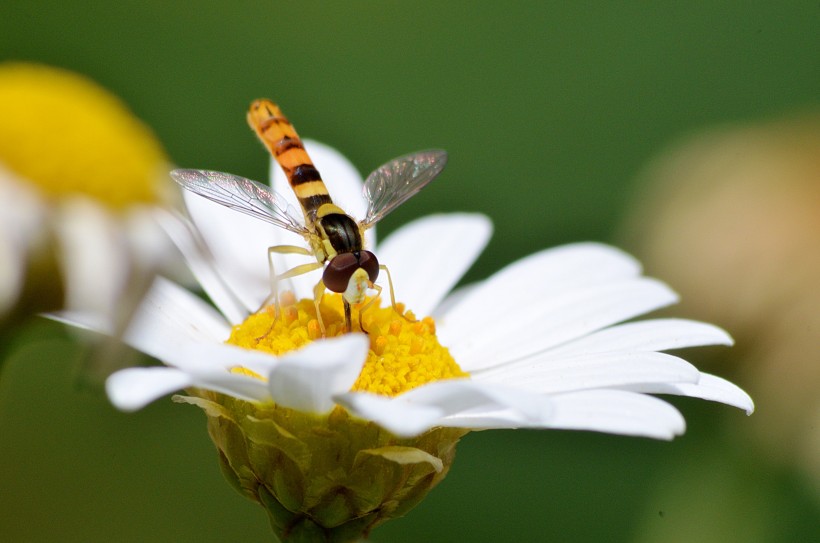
left=226, top=293, right=468, bottom=396
left=0, top=62, right=168, bottom=209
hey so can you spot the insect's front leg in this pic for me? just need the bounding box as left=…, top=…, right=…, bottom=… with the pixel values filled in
left=356, top=264, right=415, bottom=333
left=356, top=283, right=383, bottom=335
left=259, top=244, right=315, bottom=315
left=379, top=264, right=416, bottom=323
left=312, top=279, right=328, bottom=336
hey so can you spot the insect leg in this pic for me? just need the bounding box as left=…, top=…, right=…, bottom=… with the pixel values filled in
left=379, top=264, right=416, bottom=323
left=259, top=245, right=316, bottom=315
left=344, top=300, right=353, bottom=334
left=312, top=279, right=328, bottom=336
left=356, top=282, right=383, bottom=335
left=277, top=261, right=324, bottom=279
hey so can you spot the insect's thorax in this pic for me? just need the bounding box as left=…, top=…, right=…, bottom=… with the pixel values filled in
left=314, top=206, right=364, bottom=262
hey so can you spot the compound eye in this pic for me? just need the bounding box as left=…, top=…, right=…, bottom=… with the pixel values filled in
left=358, top=251, right=379, bottom=283
left=323, top=253, right=359, bottom=293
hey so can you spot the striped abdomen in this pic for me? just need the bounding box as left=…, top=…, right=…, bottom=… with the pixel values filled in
left=247, top=99, right=334, bottom=224
left=247, top=99, right=363, bottom=258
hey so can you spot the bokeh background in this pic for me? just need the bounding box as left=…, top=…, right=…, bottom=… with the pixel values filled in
left=1, top=2, right=818, bottom=541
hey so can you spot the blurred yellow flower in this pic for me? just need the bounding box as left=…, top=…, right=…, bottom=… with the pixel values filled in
left=0, top=62, right=174, bottom=326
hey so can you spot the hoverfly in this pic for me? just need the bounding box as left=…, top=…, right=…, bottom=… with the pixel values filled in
left=171, top=99, right=447, bottom=334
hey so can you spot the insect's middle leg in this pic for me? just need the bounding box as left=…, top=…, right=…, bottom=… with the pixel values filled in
left=260, top=245, right=320, bottom=316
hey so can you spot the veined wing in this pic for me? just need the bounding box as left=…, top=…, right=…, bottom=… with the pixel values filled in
left=171, top=169, right=308, bottom=236
left=360, top=150, right=448, bottom=229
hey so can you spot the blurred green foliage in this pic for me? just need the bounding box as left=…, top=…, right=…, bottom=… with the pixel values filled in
left=1, top=2, right=818, bottom=541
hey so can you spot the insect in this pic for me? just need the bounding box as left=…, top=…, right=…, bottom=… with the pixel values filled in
left=171, top=99, right=448, bottom=334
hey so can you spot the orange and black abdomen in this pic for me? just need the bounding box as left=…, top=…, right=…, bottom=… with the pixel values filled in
left=247, top=99, right=364, bottom=257
left=247, top=99, right=332, bottom=223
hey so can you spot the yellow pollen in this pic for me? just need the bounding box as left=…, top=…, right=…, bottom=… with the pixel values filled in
left=0, top=62, right=168, bottom=209
left=225, top=293, right=468, bottom=396
left=229, top=366, right=264, bottom=380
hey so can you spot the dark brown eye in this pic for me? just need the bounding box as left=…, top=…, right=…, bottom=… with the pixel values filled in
left=323, top=253, right=359, bottom=293
left=359, top=250, right=379, bottom=283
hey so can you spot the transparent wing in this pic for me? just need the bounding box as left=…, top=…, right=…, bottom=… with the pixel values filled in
left=170, top=169, right=308, bottom=236
left=361, top=150, right=448, bottom=229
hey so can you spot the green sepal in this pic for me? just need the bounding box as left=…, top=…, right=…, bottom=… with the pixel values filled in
left=181, top=389, right=467, bottom=542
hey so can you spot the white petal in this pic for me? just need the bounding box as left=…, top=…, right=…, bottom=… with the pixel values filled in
left=402, top=387, right=687, bottom=438
left=437, top=242, right=643, bottom=340
left=400, top=380, right=553, bottom=421
left=334, top=392, right=445, bottom=437
left=336, top=380, right=553, bottom=437
left=0, top=173, right=46, bottom=314
left=47, top=309, right=109, bottom=336
left=56, top=279, right=276, bottom=394
left=0, top=221, right=26, bottom=314
left=106, top=362, right=271, bottom=412
left=543, top=389, right=686, bottom=440
left=437, top=408, right=540, bottom=430
left=182, top=188, right=282, bottom=311
left=106, top=366, right=193, bottom=411
left=53, top=198, right=128, bottom=317
left=546, top=318, right=734, bottom=356
left=187, top=367, right=271, bottom=403
left=431, top=283, right=479, bottom=320
left=157, top=209, right=248, bottom=324
left=123, top=277, right=232, bottom=357
left=122, top=205, right=173, bottom=272
left=475, top=351, right=700, bottom=394
left=141, top=340, right=275, bottom=401
left=268, top=334, right=370, bottom=414
left=0, top=168, right=47, bottom=242
left=375, top=213, right=492, bottom=317
left=622, top=372, right=755, bottom=414
left=57, top=280, right=270, bottom=381
left=450, top=278, right=678, bottom=371
left=54, top=198, right=173, bottom=328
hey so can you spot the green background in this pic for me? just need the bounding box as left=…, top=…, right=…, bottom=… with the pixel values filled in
left=1, top=2, right=818, bottom=542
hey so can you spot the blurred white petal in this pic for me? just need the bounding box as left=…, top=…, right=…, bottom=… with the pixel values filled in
left=54, top=198, right=128, bottom=317
left=106, top=366, right=193, bottom=411
left=0, top=172, right=46, bottom=313
left=157, top=210, right=248, bottom=324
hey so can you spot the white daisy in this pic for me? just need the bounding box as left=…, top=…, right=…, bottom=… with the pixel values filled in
left=56, top=139, right=752, bottom=541
left=80, top=139, right=751, bottom=435
left=0, top=62, right=173, bottom=326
